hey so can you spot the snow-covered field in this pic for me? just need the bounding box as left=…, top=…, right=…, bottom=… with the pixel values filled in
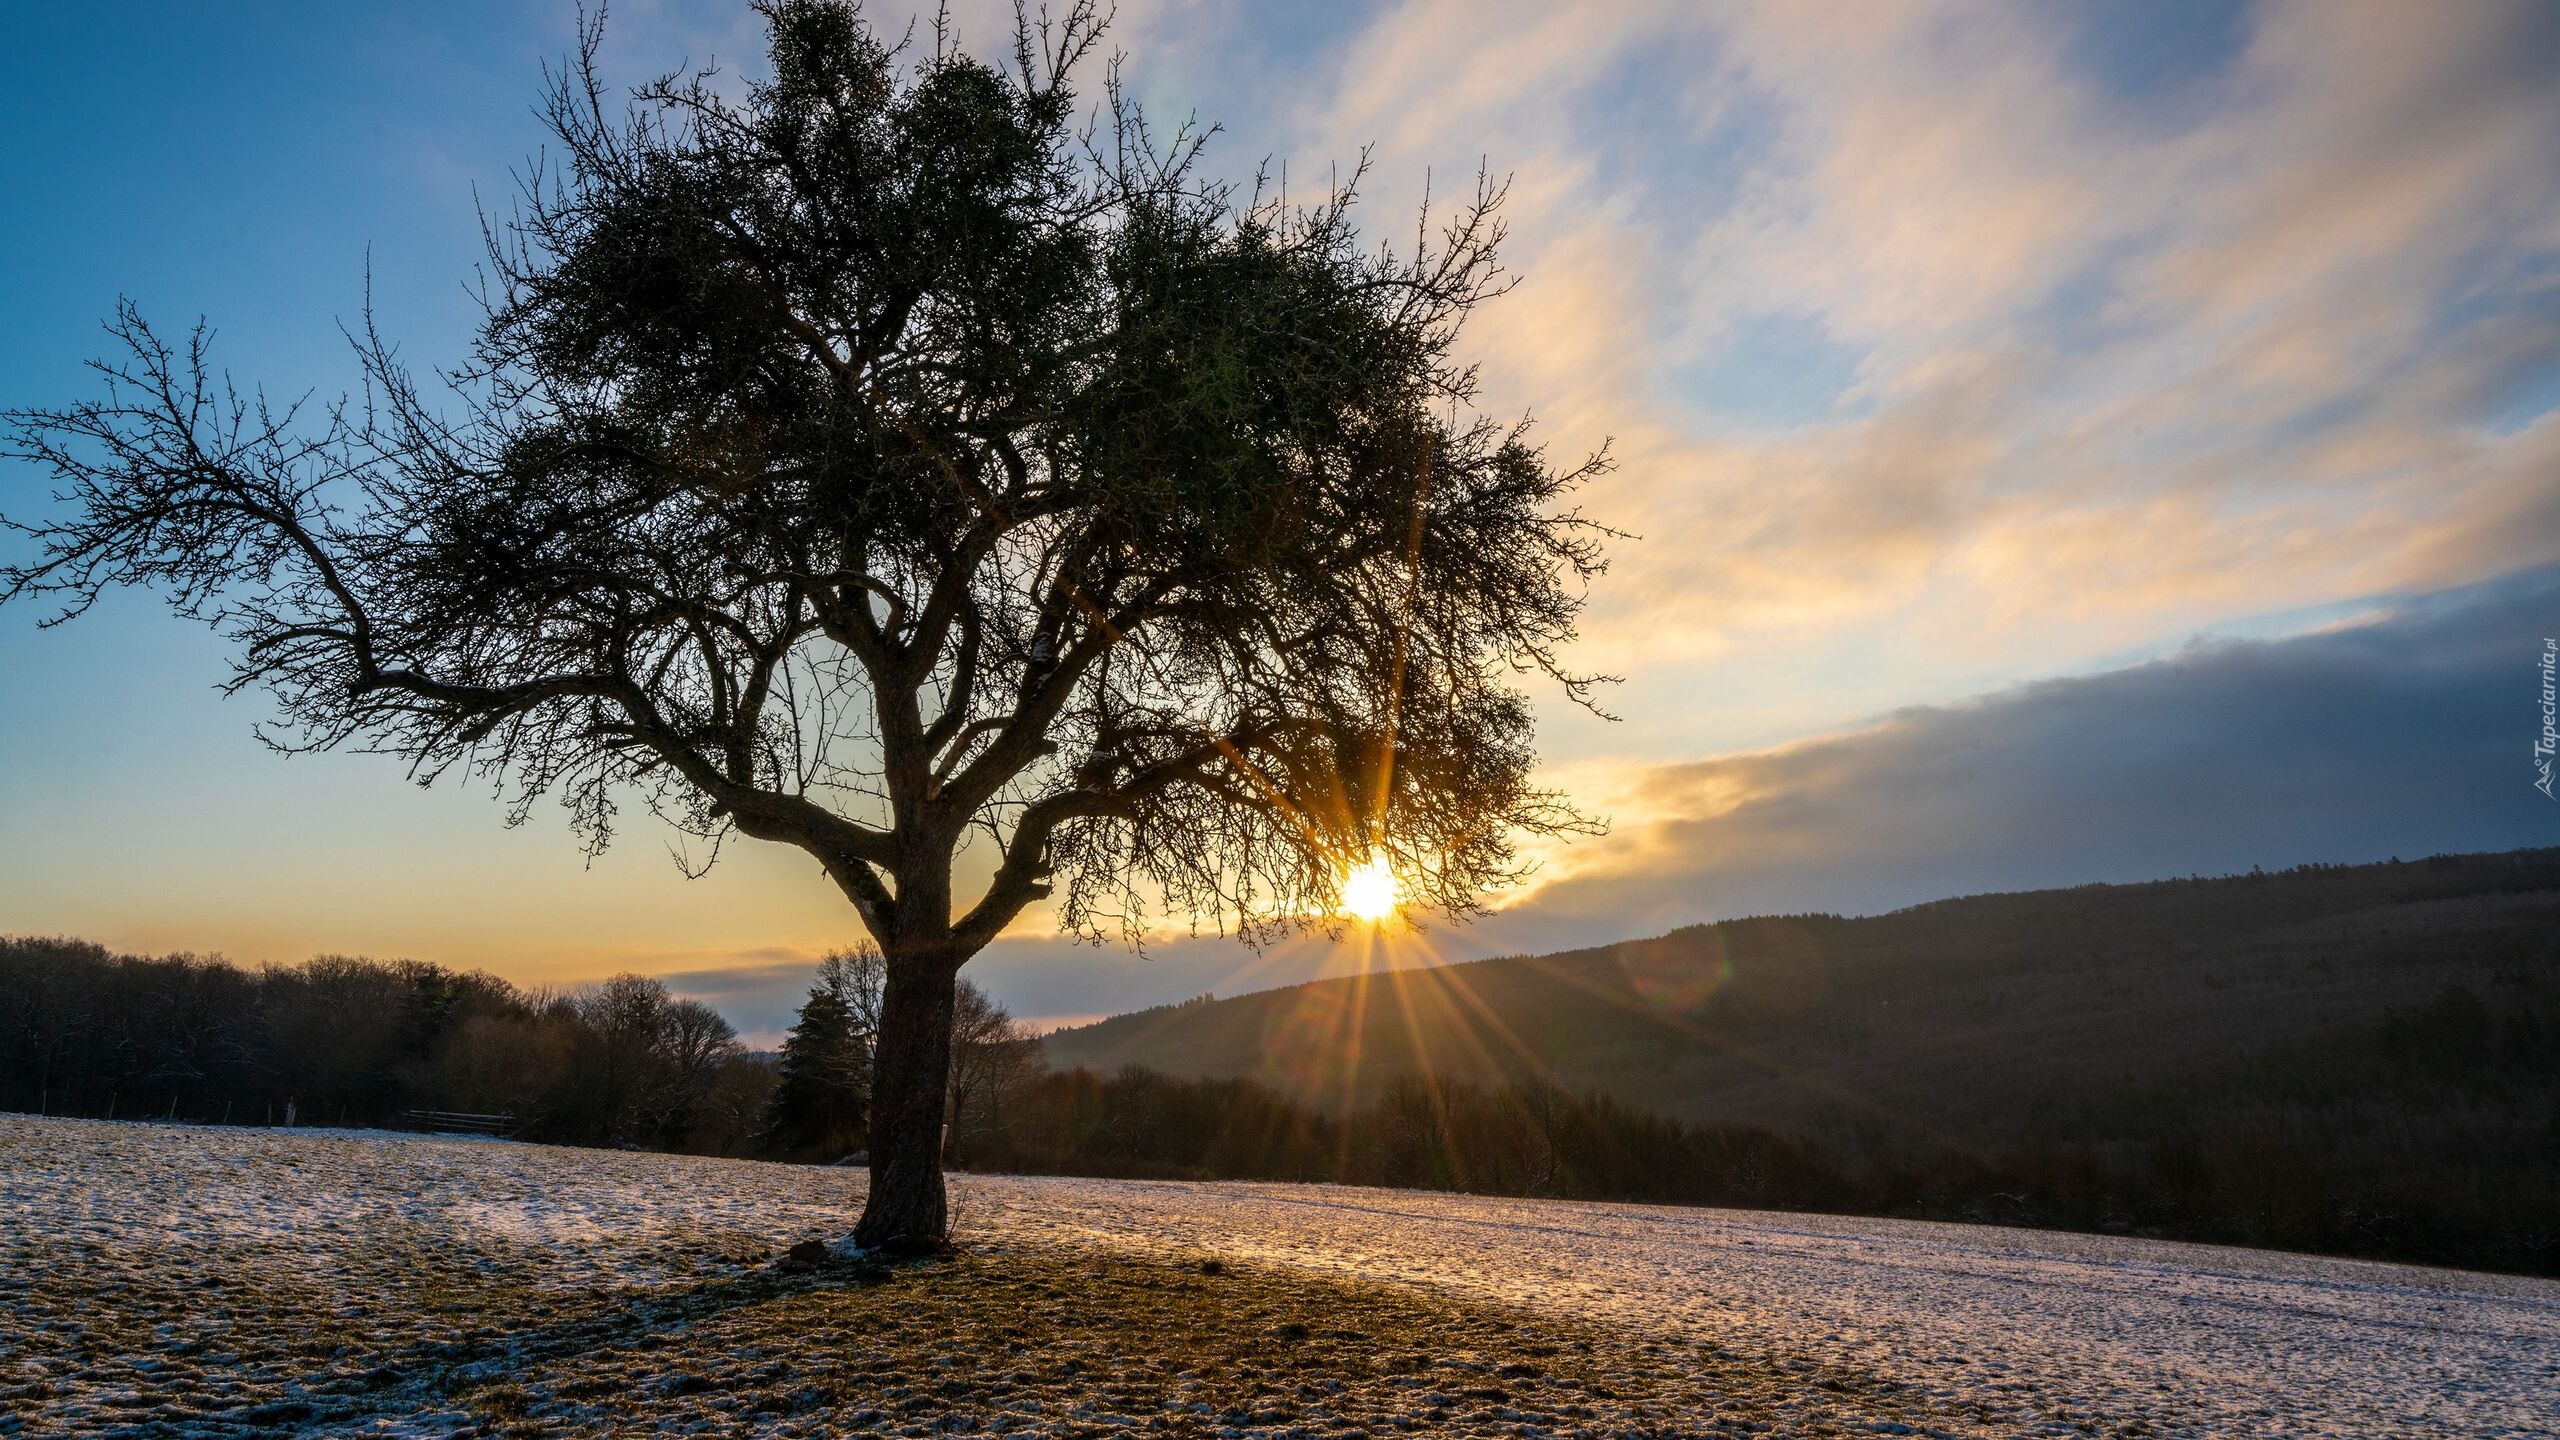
left=985, top=1176, right=2560, bottom=1438
left=2, top=1115, right=2553, bottom=1437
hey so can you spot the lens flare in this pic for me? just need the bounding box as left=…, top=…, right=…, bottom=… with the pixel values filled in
left=1338, top=854, right=1402, bottom=922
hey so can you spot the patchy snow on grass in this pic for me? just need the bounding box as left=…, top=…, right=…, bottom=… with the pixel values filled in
left=967, top=1175, right=2560, bottom=1438
left=2, top=1115, right=2554, bottom=1438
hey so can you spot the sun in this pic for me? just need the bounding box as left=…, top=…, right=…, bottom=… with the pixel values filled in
left=1338, top=853, right=1403, bottom=923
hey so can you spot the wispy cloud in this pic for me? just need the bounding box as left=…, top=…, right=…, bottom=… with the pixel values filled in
left=1078, top=0, right=2560, bottom=744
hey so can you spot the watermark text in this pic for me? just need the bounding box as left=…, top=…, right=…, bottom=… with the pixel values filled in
left=2538, top=637, right=2556, bottom=799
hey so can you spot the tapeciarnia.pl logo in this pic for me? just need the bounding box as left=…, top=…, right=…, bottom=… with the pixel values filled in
left=2539, top=637, right=2557, bottom=800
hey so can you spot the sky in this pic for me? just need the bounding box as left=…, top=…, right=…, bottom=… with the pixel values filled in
left=3, top=1, right=2556, bottom=1040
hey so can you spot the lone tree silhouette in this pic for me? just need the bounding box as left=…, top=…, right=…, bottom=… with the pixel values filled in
left=2, top=0, right=1609, bottom=1250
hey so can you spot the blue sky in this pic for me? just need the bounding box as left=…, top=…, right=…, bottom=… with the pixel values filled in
left=4, top=2, right=2556, bottom=1036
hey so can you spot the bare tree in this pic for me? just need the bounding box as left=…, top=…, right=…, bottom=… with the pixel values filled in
left=651, top=997, right=745, bottom=1146
left=2, top=0, right=1608, bottom=1249
left=946, top=980, right=1042, bottom=1164
left=574, top=973, right=674, bottom=1144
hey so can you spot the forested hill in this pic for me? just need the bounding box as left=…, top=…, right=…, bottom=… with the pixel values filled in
left=1044, top=849, right=2560, bottom=1145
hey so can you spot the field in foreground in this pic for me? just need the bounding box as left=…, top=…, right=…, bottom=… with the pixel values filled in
left=2, top=1117, right=2554, bottom=1438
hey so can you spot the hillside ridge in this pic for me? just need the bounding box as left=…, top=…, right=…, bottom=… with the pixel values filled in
left=1043, top=847, right=2560, bottom=1140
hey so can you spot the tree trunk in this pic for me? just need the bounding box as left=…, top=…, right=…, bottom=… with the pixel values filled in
left=855, top=954, right=960, bottom=1252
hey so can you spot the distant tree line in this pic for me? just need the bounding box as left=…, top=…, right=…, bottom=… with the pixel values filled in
left=0, top=936, right=775, bottom=1150
left=0, top=935, right=1041, bottom=1165
left=968, top=1067, right=1844, bottom=1208
left=967, top=986, right=2559, bottom=1277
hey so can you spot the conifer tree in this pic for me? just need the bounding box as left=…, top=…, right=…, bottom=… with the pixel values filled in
left=760, top=960, right=869, bottom=1161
